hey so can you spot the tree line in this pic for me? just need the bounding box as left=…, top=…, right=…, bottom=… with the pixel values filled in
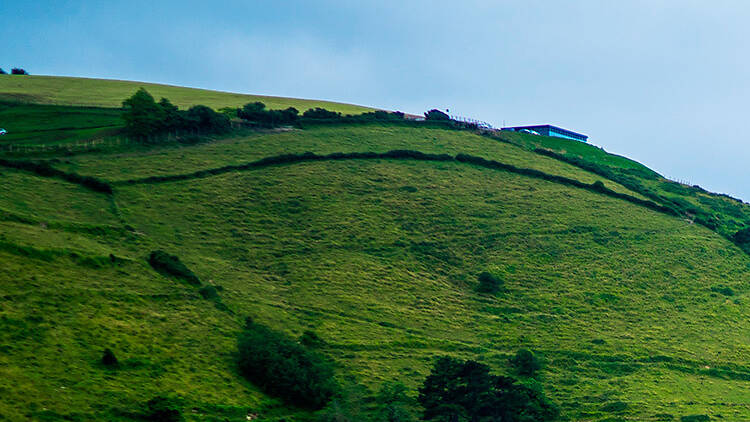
left=121, top=88, right=231, bottom=139
left=0, top=68, right=28, bottom=75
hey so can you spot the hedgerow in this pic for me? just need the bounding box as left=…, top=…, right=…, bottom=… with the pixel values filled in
left=118, top=150, right=684, bottom=225
left=0, top=158, right=112, bottom=194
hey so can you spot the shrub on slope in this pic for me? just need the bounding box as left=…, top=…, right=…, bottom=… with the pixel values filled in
left=147, top=250, right=201, bottom=286
left=237, top=320, right=338, bottom=409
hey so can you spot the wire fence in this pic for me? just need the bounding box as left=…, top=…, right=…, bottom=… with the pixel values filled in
left=449, top=115, right=495, bottom=130
left=0, top=125, right=238, bottom=156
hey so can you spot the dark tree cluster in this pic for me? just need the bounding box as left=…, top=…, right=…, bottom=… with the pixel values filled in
left=235, top=102, right=406, bottom=128
left=476, top=271, right=503, bottom=294
left=424, top=109, right=450, bottom=121
left=418, top=357, right=558, bottom=422
left=237, top=101, right=300, bottom=127
left=121, top=88, right=230, bottom=138
left=302, top=107, right=342, bottom=119
left=238, top=320, right=338, bottom=409
left=2, top=68, right=28, bottom=75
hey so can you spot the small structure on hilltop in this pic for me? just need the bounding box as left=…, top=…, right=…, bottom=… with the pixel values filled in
left=502, top=125, right=588, bottom=142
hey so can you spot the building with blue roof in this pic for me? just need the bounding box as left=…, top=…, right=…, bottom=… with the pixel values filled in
left=502, top=125, right=588, bottom=142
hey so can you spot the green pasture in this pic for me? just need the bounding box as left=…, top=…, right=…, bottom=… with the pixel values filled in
left=0, top=75, right=374, bottom=114
left=3, top=76, right=750, bottom=421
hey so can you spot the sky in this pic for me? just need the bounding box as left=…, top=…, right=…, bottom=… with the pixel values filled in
left=3, top=1, right=750, bottom=199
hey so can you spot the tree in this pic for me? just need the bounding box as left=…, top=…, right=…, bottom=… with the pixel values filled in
left=377, top=381, right=416, bottom=422
left=476, top=272, right=502, bottom=294
left=419, top=357, right=558, bottom=422
left=303, top=107, right=341, bottom=119
left=11, top=68, right=28, bottom=75
left=101, top=348, right=118, bottom=367
left=121, top=88, right=165, bottom=138
left=238, top=321, right=338, bottom=409
left=424, top=109, right=450, bottom=121
left=158, top=97, right=184, bottom=130
left=0, top=68, right=6, bottom=75
left=184, top=105, right=230, bottom=133
left=145, top=396, right=183, bottom=422
left=238, top=101, right=268, bottom=122
left=511, top=349, right=541, bottom=377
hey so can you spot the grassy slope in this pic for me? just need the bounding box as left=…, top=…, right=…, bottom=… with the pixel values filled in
left=495, top=130, right=750, bottom=237
left=0, top=75, right=374, bottom=114
left=0, top=102, right=123, bottom=145
left=3, top=78, right=750, bottom=421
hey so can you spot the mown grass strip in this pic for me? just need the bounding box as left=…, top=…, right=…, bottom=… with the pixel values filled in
left=116, top=149, right=678, bottom=221
left=0, top=158, right=112, bottom=194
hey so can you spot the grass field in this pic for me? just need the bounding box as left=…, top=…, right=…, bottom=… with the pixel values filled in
left=0, top=75, right=374, bottom=114
left=0, top=102, right=123, bottom=145
left=3, top=77, right=750, bottom=421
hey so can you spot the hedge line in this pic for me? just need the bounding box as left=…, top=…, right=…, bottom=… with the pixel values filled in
left=118, top=149, right=679, bottom=220
left=0, top=158, right=112, bottom=194
left=531, top=148, right=724, bottom=230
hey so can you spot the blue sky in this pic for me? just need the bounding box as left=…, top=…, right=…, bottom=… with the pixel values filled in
left=3, top=1, right=750, bottom=199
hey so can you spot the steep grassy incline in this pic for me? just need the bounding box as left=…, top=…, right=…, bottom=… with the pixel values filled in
left=0, top=75, right=374, bottom=114
left=4, top=79, right=750, bottom=421
left=3, top=120, right=750, bottom=421
left=492, top=130, right=750, bottom=238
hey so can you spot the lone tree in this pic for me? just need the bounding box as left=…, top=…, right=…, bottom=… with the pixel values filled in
left=122, top=88, right=166, bottom=138
left=101, top=348, right=119, bottom=367
left=419, top=357, right=558, bottom=422
left=476, top=271, right=502, bottom=294
left=511, top=349, right=541, bottom=377
left=424, top=109, right=450, bottom=121
left=11, top=68, right=29, bottom=75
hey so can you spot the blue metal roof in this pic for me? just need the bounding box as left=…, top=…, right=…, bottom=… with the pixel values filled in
left=501, top=124, right=588, bottom=140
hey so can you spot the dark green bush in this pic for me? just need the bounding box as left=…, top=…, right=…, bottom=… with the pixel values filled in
left=419, top=357, right=558, bottom=422
left=299, top=330, right=326, bottom=348
left=122, top=89, right=230, bottom=139
left=11, top=68, right=29, bottom=75
left=511, top=349, right=541, bottom=377
left=303, top=107, right=341, bottom=119
left=238, top=321, right=337, bottom=409
left=147, top=251, right=201, bottom=286
left=238, top=102, right=299, bottom=127
left=101, top=348, right=118, bottom=367
left=198, top=285, right=219, bottom=299
left=424, top=109, right=450, bottom=121
left=122, top=88, right=166, bottom=138
left=145, top=396, right=183, bottom=422
left=711, top=285, right=734, bottom=296
left=731, top=227, right=750, bottom=252
left=184, top=105, right=231, bottom=133
left=476, top=271, right=502, bottom=293
left=376, top=381, right=415, bottom=422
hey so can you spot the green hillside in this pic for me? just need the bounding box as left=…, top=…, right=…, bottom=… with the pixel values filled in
left=3, top=77, right=750, bottom=422
left=0, top=75, right=374, bottom=113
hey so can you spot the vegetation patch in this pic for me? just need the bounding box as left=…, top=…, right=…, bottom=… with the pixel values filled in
left=419, top=356, right=558, bottom=421
left=237, top=320, right=338, bottom=409
left=147, top=250, right=201, bottom=286
left=0, top=158, right=112, bottom=193
left=476, top=271, right=503, bottom=294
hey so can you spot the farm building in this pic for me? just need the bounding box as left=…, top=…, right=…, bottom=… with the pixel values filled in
left=502, top=125, right=588, bottom=142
